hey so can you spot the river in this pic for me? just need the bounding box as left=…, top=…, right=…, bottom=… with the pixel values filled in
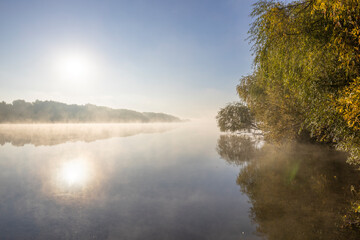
left=0, top=121, right=359, bottom=239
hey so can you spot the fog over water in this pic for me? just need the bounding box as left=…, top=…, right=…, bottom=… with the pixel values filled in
left=0, top=121, right=259, bottom=239
left=0, top=123, right=177, bottom=146
left=0, top=121, right=359, bottom=239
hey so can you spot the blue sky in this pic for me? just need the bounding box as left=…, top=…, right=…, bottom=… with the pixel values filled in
left=0, top=0, right=255, bottom=118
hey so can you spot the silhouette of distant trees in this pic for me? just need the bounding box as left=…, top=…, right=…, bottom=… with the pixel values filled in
left=0, top=100, right=181, bottom=123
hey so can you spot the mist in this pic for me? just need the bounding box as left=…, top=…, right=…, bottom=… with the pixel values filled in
left=0, top=123, right=179, bottom=147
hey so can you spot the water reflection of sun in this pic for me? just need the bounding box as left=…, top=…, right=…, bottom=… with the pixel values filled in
left=54, top=157, right=97, bottom=191
left=61, top=159, right=89, bottom=186
left=41, top=155, right=103, bottom=202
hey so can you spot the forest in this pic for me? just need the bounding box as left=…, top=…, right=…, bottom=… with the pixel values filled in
left=0, top=100, right=181, bottom=123
left=217, top=0, right=360, bottom=164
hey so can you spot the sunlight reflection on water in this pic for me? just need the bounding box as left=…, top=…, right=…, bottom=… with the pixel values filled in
left=45, top=155, right=102, bottom=201
left=59, top=158, right=90, bottom=187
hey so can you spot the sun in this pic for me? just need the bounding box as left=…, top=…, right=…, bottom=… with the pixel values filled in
left=61, top=55, right=89, bottom=79
left=52, top=49, right=97, bottom=82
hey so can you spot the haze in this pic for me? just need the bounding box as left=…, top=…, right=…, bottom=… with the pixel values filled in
left=0, top=0, right=253, bottom=118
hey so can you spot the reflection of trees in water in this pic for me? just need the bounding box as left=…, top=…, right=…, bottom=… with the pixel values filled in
left=217, top=138, right=360, bottom=239
left=0, top=124, right=176, bottom=146
left=216, top=134, right=258, bottom=165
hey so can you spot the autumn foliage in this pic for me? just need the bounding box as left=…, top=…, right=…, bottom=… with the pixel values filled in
left=218, top=0, right=360, bottom=164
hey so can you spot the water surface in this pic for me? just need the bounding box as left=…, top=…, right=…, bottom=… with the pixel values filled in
left=0, top=122, right=359, bottom=239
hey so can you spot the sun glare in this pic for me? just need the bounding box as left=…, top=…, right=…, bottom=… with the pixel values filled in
left=61, top=55, right=89, bottom=79
left=52, top=49, right=98, bottom=82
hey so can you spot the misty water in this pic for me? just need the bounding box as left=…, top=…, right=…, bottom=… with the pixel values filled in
left=0, top=121, right=359, bottom=239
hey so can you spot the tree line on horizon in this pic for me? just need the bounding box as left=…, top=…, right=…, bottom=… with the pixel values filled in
left=217, top=0, right=360, bottom=164
left=0, top=100, right=181, bottom=123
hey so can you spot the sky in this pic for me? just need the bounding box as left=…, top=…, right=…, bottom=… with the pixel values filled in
left=0, top=0, right=255, bottom=119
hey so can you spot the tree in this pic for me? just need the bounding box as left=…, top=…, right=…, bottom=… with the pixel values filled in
left=0, top=100, right=181, bottom=123
left=216, top=102, right=257, bottom=132
left=230, top=0, right=360, bottom=163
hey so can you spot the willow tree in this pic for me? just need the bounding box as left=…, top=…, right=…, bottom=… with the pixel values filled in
left=231, top=0, right=360, bottom=163
left=216, top=102, right=257, bottom=132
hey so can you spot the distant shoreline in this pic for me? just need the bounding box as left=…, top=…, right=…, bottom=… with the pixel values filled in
left=0, top=100, right=183, bottom=123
